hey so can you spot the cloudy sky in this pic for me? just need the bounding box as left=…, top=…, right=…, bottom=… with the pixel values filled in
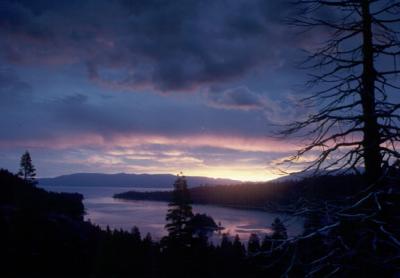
left=0, top=0, right=320, bottom=181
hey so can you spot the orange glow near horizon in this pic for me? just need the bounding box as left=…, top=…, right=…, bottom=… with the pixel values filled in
left=109, top=163, right=284, bottom=182
left=178, top=168, right=282, bottom=182
left=3, top=133, right=298, bottom=181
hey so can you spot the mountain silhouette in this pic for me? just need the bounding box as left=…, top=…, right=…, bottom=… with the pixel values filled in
left=39, top=173, right=242, bottom=188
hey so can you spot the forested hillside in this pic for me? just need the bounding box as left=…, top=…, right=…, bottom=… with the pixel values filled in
left=0, top=169, right=292, bottom=277
left=114, top=174, right=368, bottom=211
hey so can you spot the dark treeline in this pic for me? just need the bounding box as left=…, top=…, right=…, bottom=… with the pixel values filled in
left=2, top=165, right=399, bottom=277
left=0, top=168, right=84, bottom=220
left=114, top=174, right=368, bottom=211
left=0, top=168, right=292, bottom=277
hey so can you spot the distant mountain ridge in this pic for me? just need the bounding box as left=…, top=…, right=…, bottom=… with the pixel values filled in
left=273, top=168, right=365, bottom=183
left=39, top=173, right=242, bottom=188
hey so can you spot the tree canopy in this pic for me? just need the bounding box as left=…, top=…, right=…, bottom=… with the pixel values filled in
left=18, top=151, right=37, bottom=186
left=165, top=174, right=194, bottom=246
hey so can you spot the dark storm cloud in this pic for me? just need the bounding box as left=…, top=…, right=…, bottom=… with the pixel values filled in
left=0, top=1, right=51, bottom=41
left=0, top=0, right=313, bottom=144
left=115, top=0, right=290, bottom=91
left=0, top=0, right=297, bottom=92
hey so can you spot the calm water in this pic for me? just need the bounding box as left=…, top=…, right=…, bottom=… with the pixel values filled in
left=40, top=185, right=303, bottom=242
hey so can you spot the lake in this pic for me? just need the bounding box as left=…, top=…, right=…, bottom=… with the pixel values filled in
left=40, top=185, right=303, bottom=242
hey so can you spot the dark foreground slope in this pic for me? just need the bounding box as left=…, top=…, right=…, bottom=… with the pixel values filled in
left=115, top=174, right=368, bottom=211
left=0, top=169, right=278, bottom=278
left=2, top=168, right=398, bottom=277
left=0, top=169, right=161, bottom=277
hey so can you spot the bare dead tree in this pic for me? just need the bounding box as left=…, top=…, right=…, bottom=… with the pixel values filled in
left=282, top=0, right=400, bottom=184
left=262, top=1, right=400, bottom=276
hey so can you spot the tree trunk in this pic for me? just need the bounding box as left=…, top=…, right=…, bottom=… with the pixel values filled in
left=360, top=0, right=382, bottom=183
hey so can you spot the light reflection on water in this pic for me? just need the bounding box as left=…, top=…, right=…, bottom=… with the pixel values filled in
left=40, top=185, right=303, bottom=242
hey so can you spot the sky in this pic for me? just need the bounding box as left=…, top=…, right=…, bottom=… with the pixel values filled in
left=0, top=0, right=322, bottom=181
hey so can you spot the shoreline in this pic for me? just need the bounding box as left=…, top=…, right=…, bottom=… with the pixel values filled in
left=113, top=194, right=297, bottom=215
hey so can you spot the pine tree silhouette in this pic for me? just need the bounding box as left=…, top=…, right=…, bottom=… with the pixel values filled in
left=165, top=174, right=194, bottom=246
left=18, top=151, right=37, bottom=186
left=247, top=233, right=260, bottom=254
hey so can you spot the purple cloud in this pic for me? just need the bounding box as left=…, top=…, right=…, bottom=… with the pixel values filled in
left=0, top=0, right=304, bottom=93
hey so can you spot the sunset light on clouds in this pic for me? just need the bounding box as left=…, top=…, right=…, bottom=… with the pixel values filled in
left=2, top=1, right=399, bottom=276
left=0, top=0, right=313, bottom=181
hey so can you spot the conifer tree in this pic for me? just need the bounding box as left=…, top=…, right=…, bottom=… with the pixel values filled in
left=131, top=226, right=141, bottom=243
left=18, top=151, right=37, bottom=186
left=219, top=233, right=233, bottom=255
left=143, top=233, right=153, bottom=245
left=165, top=174, right=194, bottom=245
left=247, top=233, right=261, bottom=254
left=232, top=234, right=245, bottom=258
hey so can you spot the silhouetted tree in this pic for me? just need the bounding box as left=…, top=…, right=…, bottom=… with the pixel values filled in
left=143, top=232, right=153, bottom=247
left=18, top=151, right=37, bottom=186
left=232, top=234, right=246, bottom=258
left=283, top=0, right=400, bottom=184
left=271, top=217, right=287, bottom=240
left=131, top=226, right=141, bottom=244
left=273, top=2, right=400, bottom=276
left=247, top=233, right=261, bottom=254
left=189, top=213, right=218, bottom=238
left=165, top=174, right=194, bottom=246
left=220, top=233, right=232, bottom=250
